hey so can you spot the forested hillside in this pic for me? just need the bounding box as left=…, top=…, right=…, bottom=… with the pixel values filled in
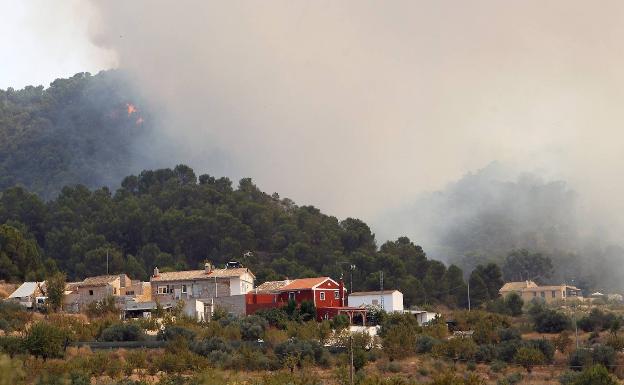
left=0, top=166, right=473, bottom=307
left=0, top=71, right=150, bottom=199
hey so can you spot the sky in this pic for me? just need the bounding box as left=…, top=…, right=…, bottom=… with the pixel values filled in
left=3, top=1, right=624, bottom=243
left=0, top=1, right=116, bottom=89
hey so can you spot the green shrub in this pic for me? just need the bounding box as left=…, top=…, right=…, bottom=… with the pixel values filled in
left=0, top=336, right=26, bottom=357
left=475, top=344, right=497, bottom=363
left=99, top=323, right=145, bottom=341
left=415, top=335, right=439, bottom=353
left=158, top=325, right=197, bottom=341
left=529, top=304, right=571, bottom=333
left=569, top=365, right=618, bottom=385
left=490, top=360, right=506, bottom=373
left=24, top=322, right=67, bottom=360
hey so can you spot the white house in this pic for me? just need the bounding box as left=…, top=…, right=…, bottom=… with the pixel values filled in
left=7, top=282, right=45, bottom=308
left=348, top=290, right=404, bottom=312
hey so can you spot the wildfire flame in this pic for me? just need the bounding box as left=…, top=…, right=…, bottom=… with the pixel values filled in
left=126, top=103, right=137, bottom=115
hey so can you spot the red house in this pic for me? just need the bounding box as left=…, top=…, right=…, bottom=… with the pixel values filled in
left=248, top=277, right=365, bottom=322
left=275, top=277, right=347, bottom=308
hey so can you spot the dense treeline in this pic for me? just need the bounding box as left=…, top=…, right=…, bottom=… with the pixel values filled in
left=0, top=165, right=477, bottom=307
left=0, top=71, right=150, bottom=200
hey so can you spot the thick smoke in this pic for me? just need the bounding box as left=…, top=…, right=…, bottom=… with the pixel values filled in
left=82, top=1, right=624, bottom=290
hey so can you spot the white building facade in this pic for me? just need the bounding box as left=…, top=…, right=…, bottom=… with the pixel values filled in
left=347, top=290, right=404, bottom=312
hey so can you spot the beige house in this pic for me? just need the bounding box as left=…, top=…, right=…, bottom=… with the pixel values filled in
left=499, top=280, right=583, bottom=303
left=150, top=263, right=255, bottom=302
left=63, top=274, right=152, bottom=311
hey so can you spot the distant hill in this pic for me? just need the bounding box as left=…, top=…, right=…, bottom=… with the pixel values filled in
left=0, top=71, right=151, bottom=200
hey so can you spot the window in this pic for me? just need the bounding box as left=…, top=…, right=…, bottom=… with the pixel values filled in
left=372, top=299, right=379, bottom=306
left=532, top=292, right=536, bottom=297
left=552, top=291, right=556, bottom=298
left=320, top=292, right=325, bottom=301
left=182, top=285, right=187, bottom=294
left=126, top=291, right=135, bottom=296
left=334, top=291, right=340, bottom=299
left=289, top=292, right=295, bottom=301
left=158, top=286, right=168, bottom=294
left=89, top=290, right=94, bottom=296
left=563, top=291, right=566, bottom=297
left=540, top=291, right=545, bottom=298
left=113, top=288, right=117, bottom=295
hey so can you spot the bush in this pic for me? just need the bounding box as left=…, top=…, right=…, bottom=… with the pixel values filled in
left=529, top=304, right=571, bottom=333
left=99, top=323, right=145, bottom=342
left=592, top=345, right=616, bottom=370
left=475, top=344, right=497, bottom=363
left=239, top=315, right=267, bottom=341
left=514, top=347, right=545, bottom=373
left=498, top=328, right=521, bottom=342
left=415, top=335, right=439, bottom=353
left=577, top=309, right=620, bottom=333
left=524, top=339, right=555, bottom=363
left=569, top=349, right=594, bottom=371
left=0, top=336, right=26, bottom=357
left=569, top=365, right=618, bottom=385
left=331, top=314, right=350, bottom=331
left=158, top=325, right=197, bottom=341
left=432, top=337, right=477, bottom=362
left=25, top=322, right=68, bottom=360
left=490, top=360, right=506, bottom=373
left=255, top=308, right=289, bottom=329
left=487, top=293, right=524, bottom=317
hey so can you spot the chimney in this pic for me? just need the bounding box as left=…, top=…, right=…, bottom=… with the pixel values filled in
left=339, top=277, right=345, bottom=307
left=205, top=262, right=213, bottom=274
left=153, top=267, right=159, bottom=277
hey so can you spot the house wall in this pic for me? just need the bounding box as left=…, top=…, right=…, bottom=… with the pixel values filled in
left=213, top=295, right=247, bottom=317
left=521, top=289, right=566, bottom=304
left=348, top=292, right=403, bottom=312
left=77, top=279, right=121, bottom=308
left=151, top=278, right=232, bottom=302
left=245, top=293, right=285, bottom=315
left=277, top=289, right=315, bottom=305
left=230, top=275, right=254, bottom=295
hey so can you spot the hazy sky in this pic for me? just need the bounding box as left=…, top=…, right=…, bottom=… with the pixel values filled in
left=4, top=1, right=624, bottom=239
left=0, top=1, right=115, bottom=89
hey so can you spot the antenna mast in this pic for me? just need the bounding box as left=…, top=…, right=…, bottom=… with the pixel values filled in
left=379, top=271, right=384, bottom=311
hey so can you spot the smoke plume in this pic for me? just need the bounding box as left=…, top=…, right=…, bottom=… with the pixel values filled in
left=85, top=1, right=624, bottom=250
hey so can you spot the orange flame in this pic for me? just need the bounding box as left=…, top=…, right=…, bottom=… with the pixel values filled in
left=126, top=103, right=137, bottom=115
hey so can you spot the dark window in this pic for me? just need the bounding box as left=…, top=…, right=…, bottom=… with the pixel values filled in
left=89, top=290, right=94, bottom=296
left=320, top=292, right=325, bottom=301
left=334, top=291, right=339, bottom=299
left=289, top=292, right=295, bottom=301
left=552, top=291, right=556, bottom=298
left=540, top=291, right=545, bottom=297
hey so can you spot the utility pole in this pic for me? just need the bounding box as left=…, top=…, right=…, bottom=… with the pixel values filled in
left=467, top=278, right=471, bottom=311
left=379, top=271, right=384, bottom=311
left=349, top=335, right=354, bottom=385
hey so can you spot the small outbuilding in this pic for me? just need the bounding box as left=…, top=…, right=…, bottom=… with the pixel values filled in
left=347, top=290, right=404, bottom=312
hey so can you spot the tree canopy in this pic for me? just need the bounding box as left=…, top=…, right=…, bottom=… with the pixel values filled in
left=0, top=166, right=471, bottom=307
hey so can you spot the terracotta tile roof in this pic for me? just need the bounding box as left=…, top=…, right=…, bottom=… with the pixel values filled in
left=78, top=275, right=120, bottom=287
left=350, top=290, right=399, bottom=296
left=499, top=281, right=538, bottom=292
left=255, top=280, right=289, bottom=293
left=151, top=268, right=253, bottom=282
left=280, top=277, right=330, bottom=290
